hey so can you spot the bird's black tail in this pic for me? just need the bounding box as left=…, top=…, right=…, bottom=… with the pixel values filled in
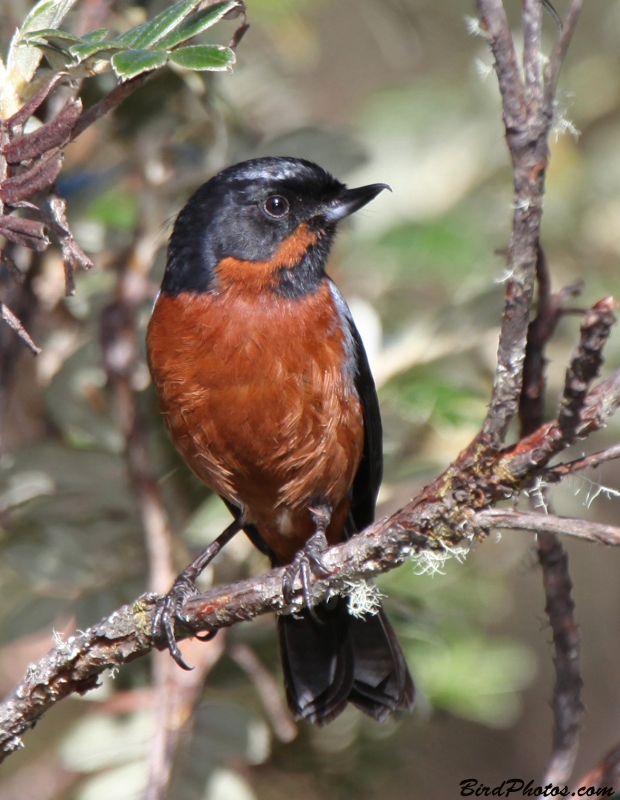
left=277, top=597, right=414, bottom=725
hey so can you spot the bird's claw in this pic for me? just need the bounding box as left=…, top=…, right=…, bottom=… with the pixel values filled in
left=152, top=575, right=218, bottom=670
left=282, top=531, right=330, bottom=623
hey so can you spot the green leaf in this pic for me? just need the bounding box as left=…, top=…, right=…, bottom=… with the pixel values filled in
left=81, top=28, right=109, bottom=42
left=157, top=1, right=239, bottom=50
left=168, top=45, right=235, bottom=71
left=24, top=28, right=84, bottom=47
left=110, top=49, right=168, bottom=81
left=35, top=42, right=75, bottom=72
left=5, top=0, right=78, bottom=101
left=20, top=0, right=77, bottom=35
left=70, top=41, right=128, bottom=63
left=114, top=0, right=202, bottom=49
left=27, top=40, right=76, bottom=70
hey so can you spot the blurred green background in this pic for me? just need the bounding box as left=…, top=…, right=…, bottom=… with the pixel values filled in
left=2, top=1, right=620, bottom=798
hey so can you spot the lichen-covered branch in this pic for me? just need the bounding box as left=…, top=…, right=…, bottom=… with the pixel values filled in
left=476, top=0, right=546, bottom=448
left=3, top=362, right=620, bottom=762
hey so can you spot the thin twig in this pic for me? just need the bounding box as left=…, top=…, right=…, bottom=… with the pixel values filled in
left=498, top=365, right=620, bottom=480
left=522, top=0, right=544, bottom=110
left=537, top=530, right=582, bottom=786
left=545, top=444, right=620, bottom=480
left=5, top=73, right=68, bottom=133
left=147, top=639, right=226, bottom=800
left=543, top=0, right=584, bottom=112
left=517, top=241, right=583, bottom=786
left=70, top=73, right=151, bottom=142
left=101, top=259, right=183, bottom=800
left=475, top=0, right=525, bottom=132
left=0, top=249, right=25, bottom=283
left=475, top=0, right=551, bottom=448
left=519, top=247, right=581, bottom=437
left=0, top=302, right=41, bottom=355
left=558, top=297, right=618, bottom=443
left=230, top=643, right=297, bottom=743
left=477, top=510, right=620, bottom=547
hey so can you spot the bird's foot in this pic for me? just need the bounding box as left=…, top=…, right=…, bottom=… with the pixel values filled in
left=152, top=573, right=218, bottom=670
left=283, top=509, right=332, bottom=624
left=152, top=519, right=241, bottom=669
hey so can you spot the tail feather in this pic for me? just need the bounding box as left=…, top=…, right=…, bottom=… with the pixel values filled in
left=278, top=599, right=354, bottom=725
left=278, top=598, right=414, bottom=726
left=348, top=609, right=415, bottom=721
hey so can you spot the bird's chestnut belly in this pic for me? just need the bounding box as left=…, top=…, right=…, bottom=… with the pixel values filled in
left=147, top=287, right=364, bottom=553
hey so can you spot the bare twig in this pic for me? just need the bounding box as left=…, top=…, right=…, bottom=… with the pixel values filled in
left=476, top=510, right=620, bottom=547
left=230, top=643, right=297, bottom=743
left=225, top=0, right=249, bottom=50
left=5, top=73, right=68, bottom=133
left=497, top=365, right=620, bottom=481
left=0, top=302, right=41, bottom=355
left=537, top=532, right=582, bottom=786
left=546, top=444, right=620, bottom=480
left=101, top=239, right=192, bottom=800
left=0, top=249, right=24, bottom=282
left=522, top=0, right=544, bottom=109
left=475, top=0, right=549, bottom=448
left=543, top=0, right=584, bottom=112
left=146, top=639, right=225, bottom=800
left=517, top=242, right=583, bottom=786
left=70, top=74, right=152, bottom=142
left=519, top=247, right=581, bottom=437
left=475, top=1, right=525, bottom=132
left=558, top=297, right=618, bottom=443
left=101, top=157, right=228, bottom=798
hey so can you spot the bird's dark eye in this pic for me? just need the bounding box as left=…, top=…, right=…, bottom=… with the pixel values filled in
left=263, top=195, right=290, bottom=218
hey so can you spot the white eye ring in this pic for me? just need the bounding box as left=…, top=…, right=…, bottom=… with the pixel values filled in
left=263, top=195, right=290, bottom=218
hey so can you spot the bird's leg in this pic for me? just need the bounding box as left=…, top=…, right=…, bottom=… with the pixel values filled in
left=153, top=517, right=241, bottom=669
left=283, top=503, right=332, bottom=622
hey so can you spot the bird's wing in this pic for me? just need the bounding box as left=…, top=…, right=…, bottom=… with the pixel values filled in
left=328, top=281, right=383, bottom=534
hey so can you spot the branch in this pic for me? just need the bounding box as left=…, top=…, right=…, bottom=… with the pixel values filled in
left=543, top=1, right=584, bottom=112
left=69, top=73, right=151, bottom=142
left=5, top=499, right=620, bottom=762
left=517, top=242, right=583, bottom=785
left=476, top=510, right=620, bottom=547
left=496, top=363, right=620, bottom=482
left=558, top=297, right=618, bottom=441
left=546, top=444, right=620, bottom=480
left=230, top=643, right=297, bottom=743
left=522, top=0, right=543, bottom=110
left=519, top=247, right=582, bottom=437
left=0, top=302, right=41, bottom=355
left=475, top=0, right=525, bottom=132
left=475, top=0, right=551, bottom=448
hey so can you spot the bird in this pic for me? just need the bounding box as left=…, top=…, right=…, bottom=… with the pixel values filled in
left=146, top=156, right=415, bottom=725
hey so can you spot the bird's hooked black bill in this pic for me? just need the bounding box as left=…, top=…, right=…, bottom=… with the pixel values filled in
left=321, top=183, right=391, bottom=224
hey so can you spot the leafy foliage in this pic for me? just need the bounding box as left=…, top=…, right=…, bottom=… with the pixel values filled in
left=23, top=0, right=239, bottom=80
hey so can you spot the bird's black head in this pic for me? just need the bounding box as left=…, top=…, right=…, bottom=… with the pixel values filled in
left=162, top=157, right=388, bottom=299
